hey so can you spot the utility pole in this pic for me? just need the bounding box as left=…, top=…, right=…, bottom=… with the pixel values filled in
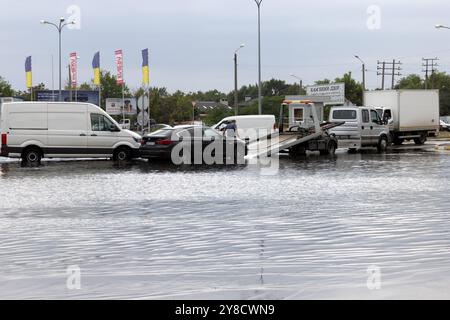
left=377, top=60, right=402, bottom=90
left=234, top=44, right=245, bottom=116
left=422, top=57, right=438, bottom=89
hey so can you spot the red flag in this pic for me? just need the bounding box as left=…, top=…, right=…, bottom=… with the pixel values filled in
left=115, top=49, right=123, bottom=85
left=69, top=52, right=77, bottom=88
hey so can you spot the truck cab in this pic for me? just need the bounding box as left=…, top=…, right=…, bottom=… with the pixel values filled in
left=329, top=106, right=390, bottom=152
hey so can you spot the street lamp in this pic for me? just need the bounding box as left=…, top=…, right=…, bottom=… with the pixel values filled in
left=41, top=17, right=76, bottom=101
left=254, top=0, right=263, bottom=115
left=435, top=24, right=450, bottom=30
left=354, top=55, right=366, bottom=105
left=234, top=44, right=245, bottom=116
left=289, top=73, right=302, bottom=95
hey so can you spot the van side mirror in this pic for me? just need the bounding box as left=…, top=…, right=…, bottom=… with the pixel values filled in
left=110, top=125, right=120, bottom=132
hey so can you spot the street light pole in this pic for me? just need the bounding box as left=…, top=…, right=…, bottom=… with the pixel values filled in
left=255, top=0, right=263, bottom=115
left=234, top=44, right=245, bottom=116
left=289, top=74, right=302, bottom=95
left=354, top=55, right=366, bottom=105
left=41, top=17, right=75, bottom=102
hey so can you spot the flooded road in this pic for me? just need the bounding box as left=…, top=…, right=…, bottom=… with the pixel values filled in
left=0, top=149, right=449, bottom=299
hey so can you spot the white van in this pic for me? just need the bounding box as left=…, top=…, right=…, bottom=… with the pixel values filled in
left=212, top=115, right=277, bottom=141
left=0, top=102, right=141, bottom=163
left=328, top=106, right=390, bottom=152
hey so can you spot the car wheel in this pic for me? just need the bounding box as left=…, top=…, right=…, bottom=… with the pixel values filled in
left=113, top=147, right=131, bottom=161
left=22, top=147, right=42, bottom=164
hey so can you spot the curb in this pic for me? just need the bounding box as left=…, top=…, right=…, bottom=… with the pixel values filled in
left=434, top=145, right=450, bottom=151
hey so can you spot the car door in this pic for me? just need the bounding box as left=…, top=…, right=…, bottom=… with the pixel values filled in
left=360, top=108, right=372, bottom=146
left=203, top=127, right=226, bottom=160
left=370, top=109, right=384, bottom=145
left=87, top=113, right=120, bottom=156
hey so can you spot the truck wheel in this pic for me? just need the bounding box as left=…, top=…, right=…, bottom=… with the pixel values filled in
left=413, top=134, right=427, bottom=145
left=290, top=144, right=306, bottom=156
left=113, top=147, right=131, bottom=161
left=320, top=141, right=336, bottom=155
left=377, top=136, right=388, bottom=153
left=22, top=147, right=42, bottom=164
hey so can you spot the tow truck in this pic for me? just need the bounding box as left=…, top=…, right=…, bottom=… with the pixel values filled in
left=245, top=100, right=344, bottom=159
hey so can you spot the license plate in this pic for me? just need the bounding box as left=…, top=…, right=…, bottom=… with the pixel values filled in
left=146, top=142, right=155, bottom=145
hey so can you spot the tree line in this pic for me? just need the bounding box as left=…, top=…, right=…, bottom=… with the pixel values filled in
left=1, top=70, right=449, bottom=126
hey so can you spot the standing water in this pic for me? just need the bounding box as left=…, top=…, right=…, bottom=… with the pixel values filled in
left=0, top=149, right=449, bottom=299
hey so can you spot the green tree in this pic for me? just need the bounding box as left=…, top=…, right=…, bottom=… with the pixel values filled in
left=334, top=73, right=363, bottom=105
left=0, top=76, right=14, bottom=97
left=396, top=74, right=423, bottom=89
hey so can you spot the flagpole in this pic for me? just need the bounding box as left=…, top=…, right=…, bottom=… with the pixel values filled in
left=147, top=87, right=150, bottom=133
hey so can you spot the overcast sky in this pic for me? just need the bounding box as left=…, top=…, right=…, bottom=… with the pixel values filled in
left=2, top=0, right=450, bottom=93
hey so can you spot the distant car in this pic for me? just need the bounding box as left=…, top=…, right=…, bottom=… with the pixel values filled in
left=440, top=119, right=450, bottom=132
left=212, top=115, right=277, bottom=142
left=119, top=119, right=131, bottom=130
left=140, top=125, right=247, bottom=164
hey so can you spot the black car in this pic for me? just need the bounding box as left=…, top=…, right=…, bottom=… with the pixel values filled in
left=140, top=125, right=247, bottom=164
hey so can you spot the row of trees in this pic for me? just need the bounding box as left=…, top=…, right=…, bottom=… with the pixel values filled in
left=1, top=71, right=449, bottom=126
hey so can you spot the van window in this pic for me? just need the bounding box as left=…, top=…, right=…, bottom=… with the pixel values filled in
left=332, top=109, right=357, bottom=120
left=361, top=109, right=370, bottom=123
left=91, top=114, right=114, bottom=131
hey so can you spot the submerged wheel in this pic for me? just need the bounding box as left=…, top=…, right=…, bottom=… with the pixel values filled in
left=113, top=147, right=131, bottom=161
left=377, top=136, right=388, bottom=153
left=414, top=133, right=427, bottom=145
left=22, top=147, right=42, bottom=164
left=320, top=140, right=337, bottom=155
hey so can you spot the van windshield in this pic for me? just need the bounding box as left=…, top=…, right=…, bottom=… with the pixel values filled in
left=332, top=109, right=357, bottom=120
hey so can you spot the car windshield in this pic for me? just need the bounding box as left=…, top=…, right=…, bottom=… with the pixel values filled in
left=332, top=109, right=357, bottom=120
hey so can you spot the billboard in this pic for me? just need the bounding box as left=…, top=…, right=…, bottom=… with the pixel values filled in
left=106, top=98, right=137, bottom=115
left=306, top=83, right=345, bottom=105
left=35, top=90, right=99, bottom=106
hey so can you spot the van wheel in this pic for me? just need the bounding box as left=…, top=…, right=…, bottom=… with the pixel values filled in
left=377, top=136, right=388, bottom=153
left=22, top=147, right=42, bottom=164
left=414, top=134, right=427, bottom=145
left=113, top=147, right=131, bottom=161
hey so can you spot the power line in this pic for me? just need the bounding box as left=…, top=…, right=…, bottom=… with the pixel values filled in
left=422, top=57, right=438, bottom=89
left=377, top=59, right=402, bottom=90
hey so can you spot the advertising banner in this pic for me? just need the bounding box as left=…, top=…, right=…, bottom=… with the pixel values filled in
left=115, top=49, right=123, bottom=85
left=306, top=83, right=345, bottom=105
left=69, top=52, right=77, bottom=88
left=106, top=98, right=137, bottom=115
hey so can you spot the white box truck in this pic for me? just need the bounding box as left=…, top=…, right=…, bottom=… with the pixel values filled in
left=364, top=90, right=440, bottom=145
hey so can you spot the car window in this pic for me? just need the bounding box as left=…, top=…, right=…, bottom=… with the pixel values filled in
left=149, top=129, right=173, bottom=137
left=91, top=114, right=114, bottom=131
left=361, top=109, right=370, bottom=123
left=203, top=128, right=222, bottom=138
